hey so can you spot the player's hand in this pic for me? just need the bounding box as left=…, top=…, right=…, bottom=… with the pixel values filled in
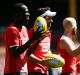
left=38, top=31, right=50, bottom=42
left=30, top=27, right=46, bottom=42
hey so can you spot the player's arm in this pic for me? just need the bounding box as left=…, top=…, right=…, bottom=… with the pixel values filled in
left=11, top=28, right=45, bottom=57
left=11, top=39, right=34, bottom=57
left=26, top=54, right=46, bottom=66
left=26, top=19, right=48, bottom=56
left=26, top=54, right=41, bottom=63
left=26, top=40, right=40, bottom=55
left=60, top=39, right=80, bottom=56
left=26, top=53, right=56, bottom=68
left=27, top=31, right=48, bottom=55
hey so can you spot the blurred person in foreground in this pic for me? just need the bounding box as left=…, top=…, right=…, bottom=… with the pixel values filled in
left=26, top=7, right=57, bottom=75
left=4, top=3, right=45, bottom=75
left=57, top=17, right=80, bottom=75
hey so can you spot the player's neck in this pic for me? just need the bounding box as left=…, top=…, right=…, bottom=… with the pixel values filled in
left=64, top=32, right=73, bottom=39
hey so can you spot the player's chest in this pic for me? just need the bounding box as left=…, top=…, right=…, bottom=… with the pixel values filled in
left=19, top=30, right=29, bottom=44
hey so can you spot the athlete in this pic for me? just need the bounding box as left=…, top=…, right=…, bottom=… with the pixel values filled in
left=4, top=3, right=44, bottom=75
left=57, top=17, right=80, bottom=75
left=26, top=7, right=56, bottom=75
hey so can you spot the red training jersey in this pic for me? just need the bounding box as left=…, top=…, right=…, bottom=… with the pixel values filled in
left=57, top=35, right=77, bottom=74
left=27, top=28, right=51, bottom=74
left=4, top=23, right=29, bottom=73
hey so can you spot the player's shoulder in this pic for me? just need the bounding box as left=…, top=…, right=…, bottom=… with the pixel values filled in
left=59, top=35, right=67, bottom=44
left=60, top=35, right=69, bottom=41
left=7, top=23, right=17, bottom=30
left=6, top=23, right=19, bottom=34
left=22, top=25, right=27, bottom=30
left=60, top=35, right=72, bottom=46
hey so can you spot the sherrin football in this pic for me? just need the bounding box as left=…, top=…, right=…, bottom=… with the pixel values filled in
left=44, top=54, right=65, bottom=68
left=33, top=16, right=47, bottom=33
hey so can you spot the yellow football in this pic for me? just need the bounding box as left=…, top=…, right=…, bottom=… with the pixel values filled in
left=33, top=16, right=47, bottom=33
left=44, top=54, right=65, bottom=68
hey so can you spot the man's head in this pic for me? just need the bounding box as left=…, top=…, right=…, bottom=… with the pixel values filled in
left=37, top=7, right=56, bottom=30
left=13, top=3, right=30, bottom=26
left=63, top=17, right=77, bottom=35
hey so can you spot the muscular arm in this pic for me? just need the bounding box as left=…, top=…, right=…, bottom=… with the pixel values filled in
left=27, top=40, right=40, bottom=55
left=60, top=39, right=80, bottom=56
left=11, top=39, right=33, bottom=57
left=26, top=54, right=41, bottom=63
left=11, top=29, right=46, bottom=57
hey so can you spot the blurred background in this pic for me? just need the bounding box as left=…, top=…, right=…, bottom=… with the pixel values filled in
left=0, top=0, right=79, bottom=74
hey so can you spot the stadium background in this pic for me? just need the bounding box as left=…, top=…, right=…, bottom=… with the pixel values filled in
left=0, top=0, right=79, bottom=74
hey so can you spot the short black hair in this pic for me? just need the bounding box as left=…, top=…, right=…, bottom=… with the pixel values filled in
left=36, top=7, right=51, bottom=16
left=13, top=3, right=28, bottom=15
left=38, top=7, right=51, bottom=12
